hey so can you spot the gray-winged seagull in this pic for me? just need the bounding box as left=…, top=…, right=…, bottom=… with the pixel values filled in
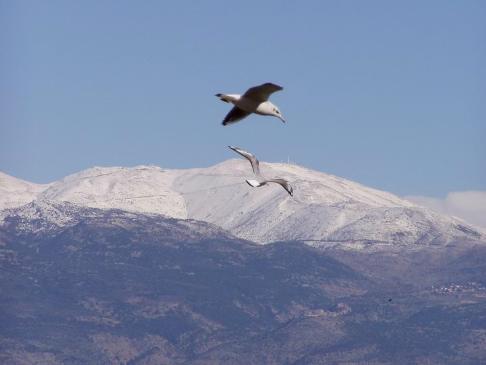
left=228, top=146, right=293, bottom=196
left=216, top=83, right=285, bottom=126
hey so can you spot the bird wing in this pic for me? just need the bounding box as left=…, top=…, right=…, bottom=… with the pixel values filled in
left=267, top=178, right=293, bottom=196
left=222, top=106, right=251, bottom=126
left=242, top=83, right=283, bottom=103
left=228, top=146, right=261, bottom=176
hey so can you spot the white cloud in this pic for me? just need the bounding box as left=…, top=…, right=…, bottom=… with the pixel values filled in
left=405, top=191, right=486, bottom=229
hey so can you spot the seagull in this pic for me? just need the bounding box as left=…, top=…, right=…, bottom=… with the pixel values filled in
left=216, top=83, right=285, bottom=126
left=228, top=146, right=293, bottom=196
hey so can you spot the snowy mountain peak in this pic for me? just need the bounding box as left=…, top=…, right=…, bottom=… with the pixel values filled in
left=39, top=165, right=187, bottom=219
left=197, top=159, right=415, bottom=208
left=0, top=162, right=483, bottom=247
left=0, top=171, right=50, bottom=210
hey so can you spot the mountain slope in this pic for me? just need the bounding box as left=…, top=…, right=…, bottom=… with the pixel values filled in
left=1, top=162, right=483, bottom=247
left=1, top=200, right=485, bottom=364
left=0, top=199, right=233, bottom=242
left=0, top=201, right=365, bottom=364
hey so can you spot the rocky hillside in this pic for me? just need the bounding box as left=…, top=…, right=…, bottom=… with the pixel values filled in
left=1, top=201, right=486, bottom=364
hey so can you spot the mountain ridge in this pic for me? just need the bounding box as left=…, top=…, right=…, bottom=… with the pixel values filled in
left=1, top=162, right=483, bottom=247
left=0, top=199, right=238, bottom=243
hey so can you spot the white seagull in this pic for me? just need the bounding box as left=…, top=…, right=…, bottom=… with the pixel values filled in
left=216, top=83, right=285, bottom=126
left=228, top=146, right=293, bottom=196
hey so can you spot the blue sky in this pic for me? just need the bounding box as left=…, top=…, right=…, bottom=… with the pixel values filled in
left=1, top=0, right=485, bottom=197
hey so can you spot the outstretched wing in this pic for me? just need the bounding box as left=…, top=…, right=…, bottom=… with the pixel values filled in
left=222, top=106, right=251, bottom=126
left=267, top=178, right=293, bottom=196
left=228, top=146, right=261, bottom=176
left=243, top=83, right=283, bottom=103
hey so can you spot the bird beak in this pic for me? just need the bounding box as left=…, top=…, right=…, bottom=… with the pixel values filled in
left=278, top=116, right=286, bottom=123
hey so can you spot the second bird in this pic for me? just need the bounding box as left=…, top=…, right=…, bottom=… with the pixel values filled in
left=216, top=82, right=286, bottom=126
left=228, top=146, right=293, bottom=196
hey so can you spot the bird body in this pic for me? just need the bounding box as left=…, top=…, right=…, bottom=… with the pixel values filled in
left=216, top=83, right=285, bottom=125
left=246, top=179, right=262, bottom=188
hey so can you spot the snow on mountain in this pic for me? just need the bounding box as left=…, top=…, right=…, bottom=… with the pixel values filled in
left=0, top=198, right=92, bottom=234
left=0, top=162, right=483, bottom=247
left=0, top=171, right=50, bottom=210
left=38, top=166, right=187, bottom=219
left=0, top=199, right=236, bottom=241
left=172, top=160, right=483, bottom=246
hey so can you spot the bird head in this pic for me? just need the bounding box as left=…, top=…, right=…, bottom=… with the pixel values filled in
left=272, top=107, right=286, bottom=123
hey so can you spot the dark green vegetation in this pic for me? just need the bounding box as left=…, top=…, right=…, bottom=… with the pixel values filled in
left=1, top=203, right=485, bottom=364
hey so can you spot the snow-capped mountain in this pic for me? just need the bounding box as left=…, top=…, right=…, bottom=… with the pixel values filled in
left=0, top=161, right=483, bottom=246
left=2, top=170, right=486, bottom=365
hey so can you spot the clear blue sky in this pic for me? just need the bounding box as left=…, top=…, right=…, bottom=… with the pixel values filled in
left=1, top=0, right=485, bottom=197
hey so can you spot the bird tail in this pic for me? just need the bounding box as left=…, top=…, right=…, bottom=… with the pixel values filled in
left=215, top=93, right=230, bottom=103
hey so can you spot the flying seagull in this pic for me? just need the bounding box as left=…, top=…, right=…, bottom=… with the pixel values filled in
left=228, top=146, right=293, bottom=196
left=216, top=83, right=285, bottom=126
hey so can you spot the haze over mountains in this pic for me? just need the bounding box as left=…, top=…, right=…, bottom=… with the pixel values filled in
left=0, top=161, right=483, bottom=248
